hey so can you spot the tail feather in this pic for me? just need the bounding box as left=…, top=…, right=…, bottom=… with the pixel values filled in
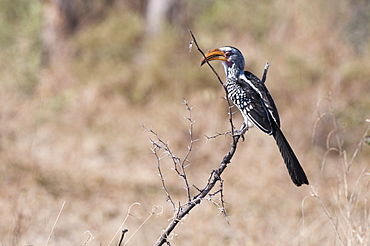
left=272, top=123, right=309, bottom=186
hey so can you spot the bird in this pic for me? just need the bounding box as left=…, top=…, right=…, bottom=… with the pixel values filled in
left=200, top=46, right=309, bottom=186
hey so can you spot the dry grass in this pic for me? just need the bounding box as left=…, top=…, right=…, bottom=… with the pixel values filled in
left=0, top=0, right=369, bottom=245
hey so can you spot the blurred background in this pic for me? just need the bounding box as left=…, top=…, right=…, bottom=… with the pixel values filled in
left=0, top=0, right=369, bottom=245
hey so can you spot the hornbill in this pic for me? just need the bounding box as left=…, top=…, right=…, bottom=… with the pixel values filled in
left=201, top=46, right=309, bottom=186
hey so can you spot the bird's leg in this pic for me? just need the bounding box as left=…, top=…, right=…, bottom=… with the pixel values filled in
left=261, top=61, right=270, bottom=83
left=233, top=122, right=248, bottom=141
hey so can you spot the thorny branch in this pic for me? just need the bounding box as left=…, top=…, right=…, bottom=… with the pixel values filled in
left=147, top=31, right=270, bottom=246
left=189, top=30, right=238, bottom=137
left=205, top=130, right=232, bottom=140
left=150, top=138, right=176, bottom=209
left=180, top=100, right=198, bottom=202
left=147, top=99, right=197, bottom=210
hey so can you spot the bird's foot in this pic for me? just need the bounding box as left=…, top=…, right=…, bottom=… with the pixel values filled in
left=232, top=123, right=248, bottom=141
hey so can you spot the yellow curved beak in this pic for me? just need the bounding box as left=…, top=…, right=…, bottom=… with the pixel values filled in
left=200, top=48, right=227, bottom=66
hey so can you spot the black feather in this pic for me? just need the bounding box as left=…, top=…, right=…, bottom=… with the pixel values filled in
left=271, top=122, right=309, bottom=186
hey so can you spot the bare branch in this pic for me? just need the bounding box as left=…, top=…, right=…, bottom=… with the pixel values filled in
left=152, top=145, right=176, bottom=210
left=144, top=99, right=198, bottom=210
left=180, top=98, right=195, bottom=202
left=261, top=61, right=270, bottom=83
left=205, top=131, right=232, bottom=140
left=189, top=30, right=238, bottom=137
left=117, top=229, right=128, bottom=246
left=218, top=178, right=229, bottom=222
left=152, top=31, right=245, bottom=246
left=189, top=30, right=224, bottom=86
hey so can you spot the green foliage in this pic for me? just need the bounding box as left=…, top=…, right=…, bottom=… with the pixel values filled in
left=197, top=0, right=275, bottom=42
left=0, top=0, right=42, bottom=95
left=73, top=9, right=144, bottom=80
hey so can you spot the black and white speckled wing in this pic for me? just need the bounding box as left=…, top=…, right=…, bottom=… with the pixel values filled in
left=226, top=77, right=273, bottom=134
left=242, top=71, right=280, bottom=127
left=240, top=72, right=308, bottom=186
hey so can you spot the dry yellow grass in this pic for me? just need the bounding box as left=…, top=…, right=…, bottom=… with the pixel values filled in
left=0, top=0, right=369, bottom=245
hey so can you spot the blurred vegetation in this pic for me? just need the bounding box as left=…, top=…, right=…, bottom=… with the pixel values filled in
left=0, top=0, right=369, bottom=245
left=0, top=0, right=42, bottom=95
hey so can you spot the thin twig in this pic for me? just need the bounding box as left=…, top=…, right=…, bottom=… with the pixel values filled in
left=189, top=30, right=238, bottom=138
left=218, top=178, right=229, bottom=224
left=152, top=30, right=245, bottom=246
left=180, top=99, right=196, bottom=202
left=108, top=202, right=141, bottom=246
left=124, top=206, right=163, bottom=246
left=145, top=99, right=198, bottom=207
left=310, top=187, right=345, bottom=246
left=117, top=229, right=128, bottom=246
left=152, top=145, right=176, bottom=210
left=348, top=121, right=370, bottom=169
left=45, top=201, right=66, bottom=246
left=189, top=30, right=224, bottom=86
left=82, top=231, right=94, bottom=246
left=205, top=131, right=232, bottom=140
left=308, top=99, right=370, bottom=244
left=261, top=62, right=270, bottom=83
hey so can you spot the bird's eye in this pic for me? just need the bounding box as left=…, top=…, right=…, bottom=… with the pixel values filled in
left=225, top=52, right=231, bottom=58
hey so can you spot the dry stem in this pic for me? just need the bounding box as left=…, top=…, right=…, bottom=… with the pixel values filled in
left=150, top=31, right=248, bottom=246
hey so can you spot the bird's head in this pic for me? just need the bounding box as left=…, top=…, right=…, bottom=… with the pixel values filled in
left=200, top=46, right=245, bottom=75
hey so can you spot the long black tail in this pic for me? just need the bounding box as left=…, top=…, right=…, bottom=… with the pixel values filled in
left=272, top=123, right=309, bottom=186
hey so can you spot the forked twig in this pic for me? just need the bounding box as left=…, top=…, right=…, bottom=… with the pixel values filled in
left=152, top=144, right=176, bottom=209
left=150, top=31, right=249, bottom=246
left=180, top=99, right=198, bottom=202
left=150, top=31, right=272, bottom=246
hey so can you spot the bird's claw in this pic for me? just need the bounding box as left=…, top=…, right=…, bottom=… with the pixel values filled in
left=233, top=131, right=245, bottom=141
left=233, top=124, right=248, bottom=141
